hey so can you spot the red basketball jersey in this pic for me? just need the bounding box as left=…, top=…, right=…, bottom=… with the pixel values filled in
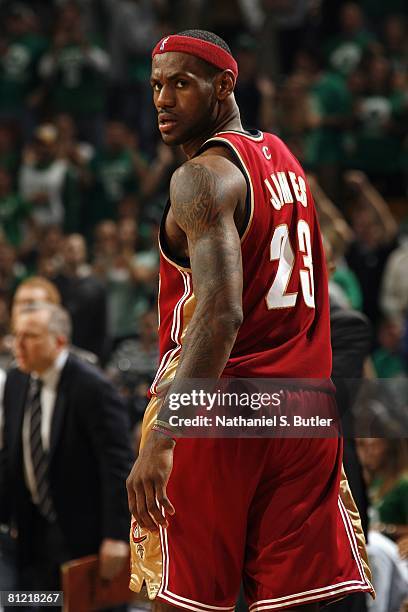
left=151, top=130, right=332, bottom=395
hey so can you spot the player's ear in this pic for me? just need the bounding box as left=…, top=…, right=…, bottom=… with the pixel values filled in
left=215, top=70, right=236, bottom=100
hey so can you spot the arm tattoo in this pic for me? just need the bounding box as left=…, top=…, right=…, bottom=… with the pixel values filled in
left=157, top=159, right=244, bottom=423
left=162, top=159, right=244, bottom=382
left=170, top=162, right=222, bottom=237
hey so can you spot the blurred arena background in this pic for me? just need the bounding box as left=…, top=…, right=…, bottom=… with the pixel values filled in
left=0, top=0, right=407, bottom=610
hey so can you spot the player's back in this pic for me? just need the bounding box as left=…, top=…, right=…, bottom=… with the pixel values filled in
left=201, top=130, right=332, bottom=380
left=152, top=130, right=332, bottom=396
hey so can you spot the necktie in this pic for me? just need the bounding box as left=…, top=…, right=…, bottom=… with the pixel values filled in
left=28, top=378, right=56, bottom=522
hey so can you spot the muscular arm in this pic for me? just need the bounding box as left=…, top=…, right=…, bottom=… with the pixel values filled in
left=126, top=156, right=246, bottom=531
left=168, top=159, right=244, bottom=379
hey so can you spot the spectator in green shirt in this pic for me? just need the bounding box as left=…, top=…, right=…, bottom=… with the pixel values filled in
left=0, top=4, right=47, bottom=135
left=85, top=122, right=146, bottom=229
left=373, top=317, right=408, bottom=378
left=0, top=168, right=32, bottom=248
left=18, top=123, right=81, bottom=233
left=356, top=436, right=408, bottom=534
left=38, top=2, right=110, bottom=146
left=346, top=54, right=406, bottom=193
left=356, top=430, right=408, bottom=612
left=307, top=68, right=351, bottom=198
left=293, top=47, right=351, bottom=200
left=92, top=218, right=157, bottom=342
left=324, top=2, right=376, bottom=78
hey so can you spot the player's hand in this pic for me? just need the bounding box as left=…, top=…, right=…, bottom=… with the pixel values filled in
left=126, top=430, right=176, bottom=532
left=98, top=538, right=129, bottom=580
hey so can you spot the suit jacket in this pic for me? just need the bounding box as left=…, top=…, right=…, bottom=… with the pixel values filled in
left=330, top=299, right=372, bottom=536
left=0, top=353, right=133, bottom=569
left=331, top=301, right=372, bottom=384
left=329, top=300, right=372, bottom=612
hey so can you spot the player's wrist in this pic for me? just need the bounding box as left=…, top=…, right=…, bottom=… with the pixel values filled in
left=151, top=422, right=178, bottom=446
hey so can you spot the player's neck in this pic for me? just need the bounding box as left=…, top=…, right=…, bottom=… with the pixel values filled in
left=182, top=108, right=242, bottom=159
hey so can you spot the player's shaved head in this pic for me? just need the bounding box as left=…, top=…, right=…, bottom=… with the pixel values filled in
left=153, top=29, right=237, bottom=82
left=176, top=30, right=233, bottom=79
left=177, top=29, right=232, bottom=54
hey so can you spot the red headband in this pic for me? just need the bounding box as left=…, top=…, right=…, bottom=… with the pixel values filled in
left=152, top=35, right=238, bottom=79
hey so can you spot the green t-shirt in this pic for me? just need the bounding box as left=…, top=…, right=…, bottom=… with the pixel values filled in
left=371, top=475, right=408, bottom=525
left=47, top=43, right=108, bottom=115
left=325, top=31, right=375, bottom=77
left=0, top=34, right=47, bottom=112
left=346, top=91, right=406, bottom=174
left=373, top=348, right=408, bottom=378
left=0, top=192, right=31, bottom=246
left=305, top=72, right=351, bottom=167
left=87, top=148, right=139, bottom=224
left=332, top=267, right=363, bottom=310
left=107, top=276, right=153, bottom=339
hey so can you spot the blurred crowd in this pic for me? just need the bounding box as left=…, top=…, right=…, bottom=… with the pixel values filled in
left=0, top=0, right=407, bottom=608
left=0, top=0, right=405, bottom=385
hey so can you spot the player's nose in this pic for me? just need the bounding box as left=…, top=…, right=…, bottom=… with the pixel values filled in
left=156, top=84, right=176, bottom=109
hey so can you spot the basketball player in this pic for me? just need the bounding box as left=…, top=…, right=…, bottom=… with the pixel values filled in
left=126, top=31, right=375, bottom=611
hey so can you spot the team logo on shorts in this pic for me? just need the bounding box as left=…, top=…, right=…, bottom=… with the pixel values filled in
left=132, top=521, right=148, bottom=544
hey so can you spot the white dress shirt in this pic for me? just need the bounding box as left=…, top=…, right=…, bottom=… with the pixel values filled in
left=22, top=349, right=69, bottom=504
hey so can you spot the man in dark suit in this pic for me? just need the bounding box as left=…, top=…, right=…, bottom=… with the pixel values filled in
left=0, top=302, right=133, bottom=596
left=331, top=298, right=372, bottom=534
left=329, top=299, right=372, bottom=612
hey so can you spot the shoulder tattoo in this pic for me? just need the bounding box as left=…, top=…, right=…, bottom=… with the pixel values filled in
left=170, top=162, right=222, bottom=237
